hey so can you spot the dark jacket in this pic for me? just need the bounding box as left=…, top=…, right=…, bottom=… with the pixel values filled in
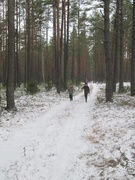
left=82, top=84, right=90, bottom=94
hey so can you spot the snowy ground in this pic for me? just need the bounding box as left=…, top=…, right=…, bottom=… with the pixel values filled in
left=0, top=83, right=135, bottom=180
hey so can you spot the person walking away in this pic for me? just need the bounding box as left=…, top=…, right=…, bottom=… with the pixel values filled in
left=68, top=85, right=74, bottom=101
left=82, top=83, right=90, bottom=102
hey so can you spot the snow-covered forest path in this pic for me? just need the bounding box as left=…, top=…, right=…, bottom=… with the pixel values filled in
left=0, top=84, right=98, bottom=180
left=1, top=83, right=135, bottom=180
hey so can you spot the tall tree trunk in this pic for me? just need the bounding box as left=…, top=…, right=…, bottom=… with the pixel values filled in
left=60, top=0, right=64, bottom=83
left=55, top=0, right=60, bottom=93
left=131, top=0, right=135, bottom=96
left=64, top=0, right=70, bottom=90
left=77, top=4, right=81, bottom=82
left=104, top=0, right=113, bottom=102
left=15, top=0, right=21, bottom=87
left=26, top=0, right=31, bottom=84
left=113, top=0, right=120, bottom=92
left=53, top=2, right=58, bottom=91
left=6, top=0, right=15, bottom=110
left=71, top=26, right=76, bottom=82
left=2, top=1, right=7, bottom=85
left=45, top=5, right=49, bottom=86
left=18, top=0, right=22, bottom=84
left=119, top=0, right=124, bottom=92
left=31, top=0, right=34, bottom=82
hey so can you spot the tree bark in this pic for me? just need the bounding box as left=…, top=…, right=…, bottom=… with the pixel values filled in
left=104, top=0, right=113, bottom=102
left=55, top=0, right=60, bottom=93
left=119, top=0, right=124, bottom=92
left=64, top=0, right=70, bottom=90
left=6, top=0, right=15, bottom=110
left=113, top=0, right=120, bottom=92
left=131, top=0, right=135, bottom=96
left=26, top=0, right=31, bottom=84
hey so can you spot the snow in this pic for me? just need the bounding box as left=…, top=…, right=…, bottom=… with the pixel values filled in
left=0, top=83, right=135, bottom=180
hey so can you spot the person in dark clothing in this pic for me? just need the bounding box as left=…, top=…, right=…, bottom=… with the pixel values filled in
left=81, top=83, right=90, bottom=102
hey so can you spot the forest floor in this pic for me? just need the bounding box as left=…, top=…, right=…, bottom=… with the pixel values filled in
left=0, top=83, right=135, bottom=180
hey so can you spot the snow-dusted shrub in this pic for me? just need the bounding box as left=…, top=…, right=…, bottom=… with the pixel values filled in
left=26, top=82, right=40, bottom=95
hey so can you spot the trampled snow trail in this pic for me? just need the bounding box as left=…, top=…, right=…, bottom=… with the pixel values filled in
left=0, top=84, right=99, bottom=180
left=43, top=89, right=98, bottom=180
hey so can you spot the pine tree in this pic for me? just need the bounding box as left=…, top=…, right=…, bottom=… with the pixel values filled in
left=6, top=0, right=16, bottom=110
